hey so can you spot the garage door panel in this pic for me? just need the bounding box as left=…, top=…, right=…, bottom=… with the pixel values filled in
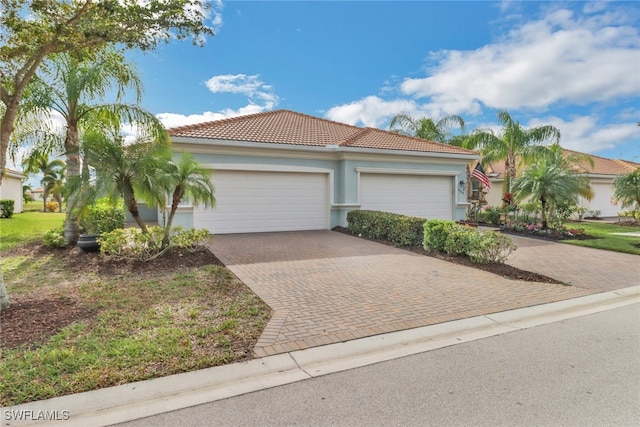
left=194, top=170, right=328, bottom=234
left=360, top=173, right=453, bottom=220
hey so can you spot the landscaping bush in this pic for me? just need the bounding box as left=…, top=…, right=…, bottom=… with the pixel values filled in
left=465, top=231, right=517, bottom=264
left=387, top=215, right=426, bottom=247
left=100, top=226, right=212, bottom=261
left=80, top=200, right=126, bottom=235
left=424, top=219, right=517, bottom=263
left=476, top=206, right=501, bottom=225
left=347, top=210, right=425, bottom=247
left=0, top=199, right=14, bottom=218
left=423, top=219, right=457, bottom=252
left=45, top=201, right=59, bottom=212
left=42, top=226, right=66, bottom=248
left=443, top=223, right=476, bottom=256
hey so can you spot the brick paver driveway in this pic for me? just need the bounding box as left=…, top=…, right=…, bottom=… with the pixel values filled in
left=209, top=231, right=608, bottom=357
left=505, top=235, right=639, bottom=291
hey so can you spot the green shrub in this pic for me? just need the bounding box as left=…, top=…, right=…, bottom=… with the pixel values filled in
left=347, top=210, right=395, bottom=240
left=387, top=215, right=426, bottom=247
left=476, top=206, right=501, bottom=225
left=81, top=201, right=125, bottom=235
left=423, top=219, right=457, bottom=252
left=347, top=210, right=425, bottom=247
left=465, top=231, right=517, bottom=264
left=170, top=227, right=213, bottom=252
left=0, top=199, right=15, bottom=218
left=100, top=226, right=212, bottom=261
left=42, top=227, right=66, bottom=248
left=443, top=224, right=477, bottom=256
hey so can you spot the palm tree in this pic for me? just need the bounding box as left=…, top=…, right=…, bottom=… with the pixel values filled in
left=156, top=152, right=216, bottom=247
left=389, top=113, right=466, bottom=144
left=81, top=124, right=168, bottom=233
left=21, top=150, right=65, bottom=212
left=25, top=47, right=166, bottom=243
left=612, top=168, right=640, bottom=210
left=511, top=153, right=592, bottom=229
left=467, top=110, right=560, bottom=192
left=43, top=167, right=66, bottom=213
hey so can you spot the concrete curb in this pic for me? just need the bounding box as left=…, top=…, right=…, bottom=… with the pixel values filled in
left=3, top=286, right=639, bottom=427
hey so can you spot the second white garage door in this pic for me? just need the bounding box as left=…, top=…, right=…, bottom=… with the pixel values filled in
left=194, top=170, right=329, bottom=234
left=359, top=173, right=453, bottom=220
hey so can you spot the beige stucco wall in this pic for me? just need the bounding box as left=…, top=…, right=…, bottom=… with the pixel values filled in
left=0, top=174, right=24, bottom=213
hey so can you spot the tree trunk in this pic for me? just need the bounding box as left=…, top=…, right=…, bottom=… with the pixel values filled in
left=125, top=187, right=148, bottom=233
left=540, top=196, right=548, bottom=229
left=64, top=122, right=81, bottom=244
left=162, top=187, right=182, bottom=248
left=0, top=270, right=9, bottom=312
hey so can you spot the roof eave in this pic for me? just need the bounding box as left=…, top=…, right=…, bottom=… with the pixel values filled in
left=171, top=137, right=479, bottom=160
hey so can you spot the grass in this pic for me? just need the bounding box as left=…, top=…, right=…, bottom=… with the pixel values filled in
left=561, top=221, right=640, bottom=255
left=0, top=250, right=271, bottom=406
left=0, top=210, right=66, bottom=251
left=0, top=211, right=65, bottom=252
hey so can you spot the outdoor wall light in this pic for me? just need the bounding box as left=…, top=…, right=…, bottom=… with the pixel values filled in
left=459, top=180, right=466, bottom=190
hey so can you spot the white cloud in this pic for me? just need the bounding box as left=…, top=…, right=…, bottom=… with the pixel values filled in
left=325, top=96, right=419, bottom=127
left=158, top=73, right=279, bottom=128
left=527, top=115, right=639, bottom=155
left=205, top=74, right=278, bottom=107
left=157, top=105, right=266, bottom=129
left=399, top=7, right=640, bottom=114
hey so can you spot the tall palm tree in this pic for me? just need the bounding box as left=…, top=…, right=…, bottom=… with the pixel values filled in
left=612, top=168, right=640, bottom=210
left=511, top=154, right=591, bottom=229
left=25, top=47, right=166, bottom=243
left=467, top=110, right=560, bottom=192
left=21, top=150, right=65, bottom=212
left=156, top=152, right=216, bottom=247
left=389, top=113, right=466, bottom=145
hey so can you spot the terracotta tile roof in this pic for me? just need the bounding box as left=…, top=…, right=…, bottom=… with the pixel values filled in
left=561, top=149, right=639, bottom=175
left=168, top=109, right=477, bottom=156
left=481, top=148, right=639, bottom=178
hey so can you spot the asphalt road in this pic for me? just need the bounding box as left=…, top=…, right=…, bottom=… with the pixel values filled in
left=119, top=304, right=640, bottom=427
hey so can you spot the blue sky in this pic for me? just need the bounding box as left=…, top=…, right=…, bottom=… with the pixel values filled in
left=126, top=0, right=639, bottom=163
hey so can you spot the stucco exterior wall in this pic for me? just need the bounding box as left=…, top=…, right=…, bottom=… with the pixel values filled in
left=172, top=142, right=474, bottom=229
left=0, top=174, right=24, bottom=213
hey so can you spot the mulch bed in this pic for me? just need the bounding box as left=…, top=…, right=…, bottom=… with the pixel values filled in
left=332, top=226, right=561, bottom=284
left=0, top=243, right=225, bottom=350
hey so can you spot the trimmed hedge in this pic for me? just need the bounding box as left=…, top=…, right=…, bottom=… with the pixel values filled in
left=0, top=199, right=14, bottom=218
left=423, top=219, right=517, bottom=264
left=347, top=210, right=425, bottom=247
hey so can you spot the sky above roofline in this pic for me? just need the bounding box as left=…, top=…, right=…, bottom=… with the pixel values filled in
left=126, top=0, right=638, bottom=163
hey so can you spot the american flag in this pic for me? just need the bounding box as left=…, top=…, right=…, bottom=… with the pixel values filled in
left=471, top=163, right=491, bottom=189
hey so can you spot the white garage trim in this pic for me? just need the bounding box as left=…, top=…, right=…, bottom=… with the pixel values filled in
left=358, top=170, right=455, bottom=220
left=194, top=166, right=331, bottom=234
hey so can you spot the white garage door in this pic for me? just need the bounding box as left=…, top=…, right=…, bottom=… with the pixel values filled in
left=588, top=182, right=618, bottom=217
left=194, top=170, right=328, bottom=234
left=359, top=173, right=453, bottom=220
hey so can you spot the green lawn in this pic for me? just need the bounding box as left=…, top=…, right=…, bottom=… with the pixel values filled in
left=562, top=221, right=640, bottom=255
left=0, top=211, right=65, bottom=251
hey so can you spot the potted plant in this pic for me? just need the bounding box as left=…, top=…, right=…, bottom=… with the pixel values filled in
left=77, top=199, right=126, bottom=252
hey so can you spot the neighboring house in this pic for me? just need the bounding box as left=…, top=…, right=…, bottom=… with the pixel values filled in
left=167, top=110, right=478, bottom=234
left=0, top=168, right=26, bottom=213
left=475, top=149, right=640, bottom=217
left=31, top=187, right=45, bottom=201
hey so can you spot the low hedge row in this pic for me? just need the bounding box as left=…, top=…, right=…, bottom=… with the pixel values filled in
left=423, top=219, right=516, bottom=264
left=0, top=199, right=14, bottom=218
left=346, top=210, right=425, bottom=247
